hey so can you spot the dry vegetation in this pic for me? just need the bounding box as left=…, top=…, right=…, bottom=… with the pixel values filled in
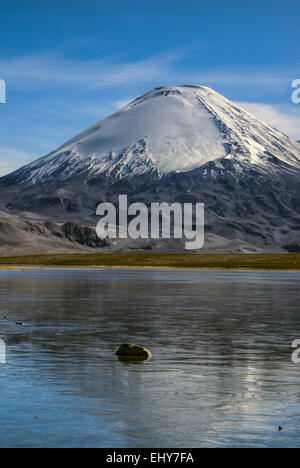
left=0, top=253, right=300, bottom=270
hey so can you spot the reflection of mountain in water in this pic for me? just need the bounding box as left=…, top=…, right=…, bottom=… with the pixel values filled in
left=1, top=269, right=300, bottom=446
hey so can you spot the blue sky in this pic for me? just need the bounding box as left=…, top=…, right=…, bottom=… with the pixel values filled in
left=0, top=0, right=300, bottom=175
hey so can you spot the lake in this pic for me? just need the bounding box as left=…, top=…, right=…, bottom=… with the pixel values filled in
left=0, top=268, right=299, bottom=448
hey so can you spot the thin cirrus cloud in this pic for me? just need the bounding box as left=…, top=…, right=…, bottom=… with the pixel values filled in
left=0, top=50, right=181, bottom=90
left=0, top=48, right=296, bottom=93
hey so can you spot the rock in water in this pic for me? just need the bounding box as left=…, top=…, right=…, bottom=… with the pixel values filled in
left=116, top=343, right=152, bottom=359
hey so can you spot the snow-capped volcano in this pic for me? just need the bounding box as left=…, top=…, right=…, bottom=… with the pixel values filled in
left=1, top=85, right=300, bottom=254
left=4, top=85, right=300, bottom=186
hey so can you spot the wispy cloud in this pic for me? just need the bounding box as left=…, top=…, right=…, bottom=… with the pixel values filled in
left=0, top=147, right=33, bottom=176
left=0, top=48, right=297, bottom=95
left=0, top=50, right=183, bottom=90
left=111, top=98, right=134, bottom=109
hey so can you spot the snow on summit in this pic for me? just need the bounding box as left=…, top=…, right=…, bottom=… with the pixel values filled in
left=5, top=85, right=300, bottom=184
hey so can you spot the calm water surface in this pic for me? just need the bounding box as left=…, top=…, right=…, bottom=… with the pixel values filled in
left=0, top=268, right=299, bottom=448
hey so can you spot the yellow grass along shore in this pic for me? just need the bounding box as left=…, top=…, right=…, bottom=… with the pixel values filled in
left=0, top=253, right=300, bottom=270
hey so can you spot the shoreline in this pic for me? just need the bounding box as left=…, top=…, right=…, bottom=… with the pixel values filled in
left=1, top=265, right=300, bottom=272
left=2, top=265, right=218, bottom=270
left=0, top=253, right=300, bottom=271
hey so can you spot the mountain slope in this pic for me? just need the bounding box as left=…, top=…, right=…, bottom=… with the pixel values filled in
left=0, top=85, right=300, bottom=253
left=2, top=85, right=300, bottom=187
